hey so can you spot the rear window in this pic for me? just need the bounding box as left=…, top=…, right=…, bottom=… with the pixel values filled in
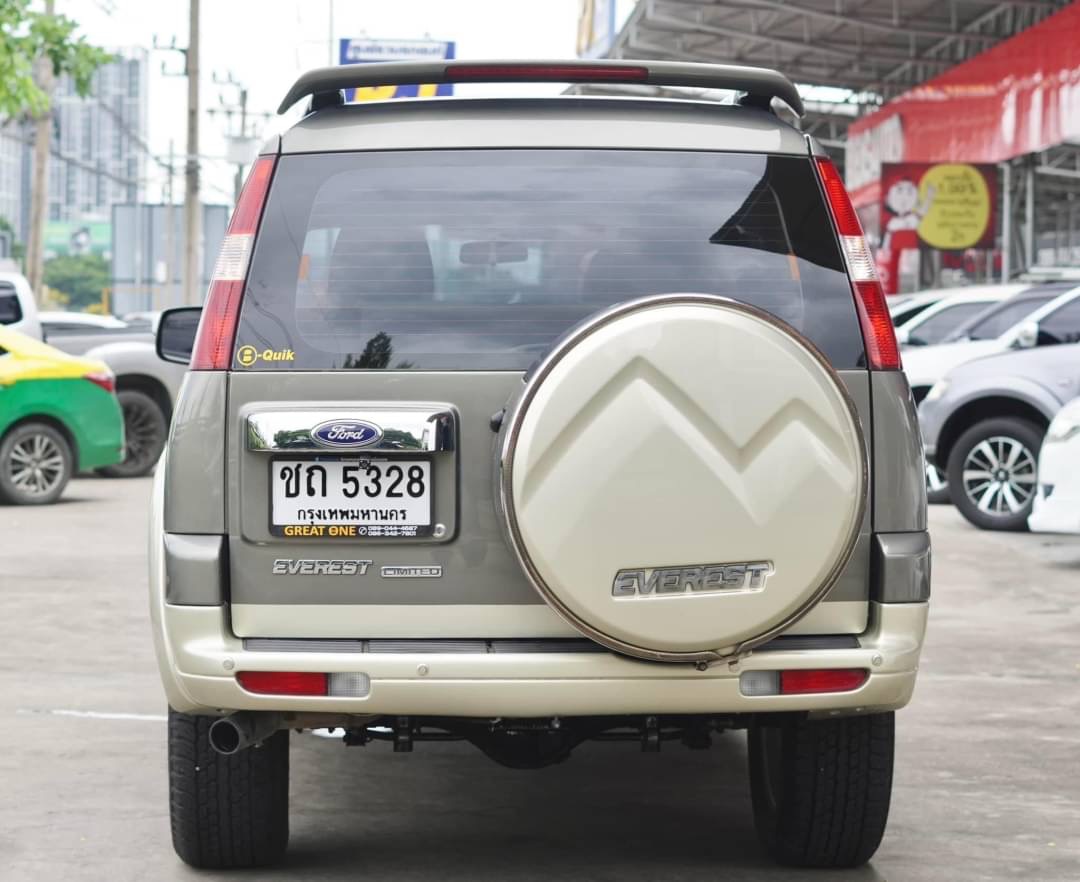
left=237, top=150, right=864, bottom=370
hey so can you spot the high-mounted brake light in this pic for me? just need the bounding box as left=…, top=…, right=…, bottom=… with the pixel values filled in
left=446, top=63, right=648, bottom=83
left=83, top=371, right=115, bottom=394
left=237, top=671, right=328, bottom=696
left=189, top=155, right=276, bottom=371
left=814, top=157, right=900, bottom=371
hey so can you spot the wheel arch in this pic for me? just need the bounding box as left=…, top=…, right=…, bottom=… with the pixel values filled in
left=115, top=373, right=173, bottom=423
left=937, top=396, right=1049, bottom=469
left=0, top=414, right=80, bottom=470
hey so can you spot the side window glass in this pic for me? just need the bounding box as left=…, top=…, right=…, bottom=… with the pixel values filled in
left=0, top=286, right=22, bottom=325
left=1038, top=299, right=1080, bottom=345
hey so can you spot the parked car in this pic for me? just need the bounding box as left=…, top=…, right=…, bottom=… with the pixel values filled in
left=895, top=285, right=1027, bottom=503
left=902, top=282, right=1080, bottom=400
left=149, top=60, right=928, bottom=871
left=41, top=312, right=185, bottom=477
left=888, top=289, right=945, bottom=326
left=39, top=310, right=153, bottom=356
left=896, top=285, right=1025, bottom=349
left=1029, top=396, right=1080, bottom=535
left=0, top=325, right=123, bottom=504
left=0, top=271, right=42, bottom=341
left=919, top=342, right=1080, bottom=531
left=83, top=339, right=186, bottom=477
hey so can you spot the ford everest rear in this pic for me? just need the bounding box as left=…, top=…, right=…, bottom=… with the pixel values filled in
left=151, top=60, right=929, bottom=871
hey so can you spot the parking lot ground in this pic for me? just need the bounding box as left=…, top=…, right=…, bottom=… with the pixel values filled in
left=1, top=476, right=1079, bottom=881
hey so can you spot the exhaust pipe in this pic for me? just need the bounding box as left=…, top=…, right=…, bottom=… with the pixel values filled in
left=208, top=712, right=283, bottom=755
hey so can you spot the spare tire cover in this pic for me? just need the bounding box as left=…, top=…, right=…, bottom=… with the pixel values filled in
left=498, top=295, right=867, bottom=663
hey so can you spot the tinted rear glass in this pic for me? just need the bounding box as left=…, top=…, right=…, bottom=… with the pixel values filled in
left=237, top=150, right=863, bottom=370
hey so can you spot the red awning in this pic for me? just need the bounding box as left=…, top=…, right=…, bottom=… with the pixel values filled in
left=846, top=2, right=1080, bottom=206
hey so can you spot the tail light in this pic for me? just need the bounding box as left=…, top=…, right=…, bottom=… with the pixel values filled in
left=814, top=157, right=901, bottom=371
left=84, top=371, right=115, bottom=394
left=237, top=671, right=328, bottom=696
left=190, top=155, right=277, bottom=371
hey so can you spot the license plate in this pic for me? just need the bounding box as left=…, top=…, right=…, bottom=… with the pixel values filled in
left=271, top=458, right=432, bottom=538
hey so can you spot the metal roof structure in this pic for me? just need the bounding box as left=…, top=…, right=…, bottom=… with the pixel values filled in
left=607, top=0, right=1070, bottom=100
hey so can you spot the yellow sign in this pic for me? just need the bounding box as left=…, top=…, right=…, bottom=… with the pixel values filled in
left=236, top=345, right=295, bottom=367
left=917, top=164, right=992, bottom=250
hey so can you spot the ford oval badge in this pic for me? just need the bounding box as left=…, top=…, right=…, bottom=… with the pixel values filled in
left=310, top=419, right=383, bottom=449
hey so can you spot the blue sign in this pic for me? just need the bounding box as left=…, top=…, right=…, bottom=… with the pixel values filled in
left=339, top=38, right=456, bottom=101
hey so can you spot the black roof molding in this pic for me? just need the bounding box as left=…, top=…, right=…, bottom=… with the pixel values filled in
left=277, top=59, right=804, bottom=117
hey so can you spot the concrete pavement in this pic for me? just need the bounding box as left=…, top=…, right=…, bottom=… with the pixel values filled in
left=1, top=476, right=1078, bottom=880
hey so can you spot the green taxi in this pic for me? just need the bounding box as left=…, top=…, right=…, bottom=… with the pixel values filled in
left=0, top=326, right=124, bottom=504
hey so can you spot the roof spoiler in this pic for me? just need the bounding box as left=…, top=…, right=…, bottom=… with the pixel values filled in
left=277, top=59, right=804, bottom=117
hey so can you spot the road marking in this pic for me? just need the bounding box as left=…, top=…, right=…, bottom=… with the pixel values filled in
left=17, top=708, right=166, bottom=722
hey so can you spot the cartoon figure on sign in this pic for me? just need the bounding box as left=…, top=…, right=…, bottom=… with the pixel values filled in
left=877, top=177, right=937, bottom=295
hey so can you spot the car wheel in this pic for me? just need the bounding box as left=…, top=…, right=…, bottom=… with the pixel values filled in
left=98, top=389, right=167, bottom=478
left=926, top=463, right=950, bottom=505
left=0, top=422, right=73, bottom=505
left=748, top=712, right=894, bottom=868
left=168, top=709, right=289, bottom=869
left=946, top=417, right=1042, bottom=531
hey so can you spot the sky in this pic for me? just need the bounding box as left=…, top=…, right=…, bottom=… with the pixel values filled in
left=56, top=0, right=593, bottom=203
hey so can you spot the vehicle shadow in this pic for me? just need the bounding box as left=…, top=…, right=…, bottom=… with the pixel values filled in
left=266, top=730, right=885, bottom=882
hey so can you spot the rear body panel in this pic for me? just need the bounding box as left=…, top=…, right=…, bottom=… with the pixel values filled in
left=223, top=368, right=872, bottom=638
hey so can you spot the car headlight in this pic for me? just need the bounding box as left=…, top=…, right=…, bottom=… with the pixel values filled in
left=924, top=380, right=949, bottom=404
left=1046, top=417, right=1080, bottom=443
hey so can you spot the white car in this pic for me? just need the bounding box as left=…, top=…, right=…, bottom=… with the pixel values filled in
left=1029, top=397, right=1080, bottom=534
left=0, top=271, right=42, bottom=340
left=896, top=284, right=1026, bottom=349
left=902, top=283, right=1080, bottom=397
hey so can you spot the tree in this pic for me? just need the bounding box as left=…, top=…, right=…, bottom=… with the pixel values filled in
left=1, top=0, right=112, bottom=303
left=0, top=0, right=112, bottom=118
left=42, top=253, right=109, bottom=311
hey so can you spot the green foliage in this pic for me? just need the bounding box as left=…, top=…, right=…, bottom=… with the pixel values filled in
left=42, top=253, right=109, bottom=310
left=0, top=0, right=114, bottom=119
left=0, top=216, right=23, bottom=260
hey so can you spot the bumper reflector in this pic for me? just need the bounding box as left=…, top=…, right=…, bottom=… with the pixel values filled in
left=328, top=672, right=371, bottom=697
left=236, top=671, right=328, bottom=696
left=740, top=668, right=869, bottom=696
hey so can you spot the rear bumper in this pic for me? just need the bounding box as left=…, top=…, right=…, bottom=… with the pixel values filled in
left=155, top=600, right=928, bottom=717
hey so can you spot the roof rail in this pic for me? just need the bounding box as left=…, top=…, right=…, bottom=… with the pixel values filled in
left=277, top=59, right=804, bottom=117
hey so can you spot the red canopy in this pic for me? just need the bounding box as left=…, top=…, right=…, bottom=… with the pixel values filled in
left=846, top=2, right=1080, bottom=207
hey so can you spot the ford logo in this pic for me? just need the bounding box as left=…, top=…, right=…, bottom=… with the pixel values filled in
left=310, top=419, right=383, bottom=449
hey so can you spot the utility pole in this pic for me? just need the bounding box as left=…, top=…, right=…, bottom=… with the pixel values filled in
left=209, top=75, right=271, bottom=205
left=183, top=0, right=201, bottom=306
left=165, top=139, right=176, bottom=308
left=26, top=0, right=56, bottom=303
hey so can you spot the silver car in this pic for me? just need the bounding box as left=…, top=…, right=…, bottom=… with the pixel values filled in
left=920, top=342, right=1080, bottom=530
left=150, top=60, right=928, bottom=871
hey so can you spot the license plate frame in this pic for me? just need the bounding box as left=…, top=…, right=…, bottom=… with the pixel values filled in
left=268, top=455, right=435, bottom=539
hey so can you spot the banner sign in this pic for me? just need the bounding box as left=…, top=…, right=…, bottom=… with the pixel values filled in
left=577, top=0, right=617, bottom=58
left=339, top=38, right=455, bottom=101
left=876, top=162, right=997, bottom=295
left=846, top=2, right=1080, bottom=206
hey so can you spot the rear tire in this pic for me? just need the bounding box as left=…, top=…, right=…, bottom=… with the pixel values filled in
left=99, top=389, right=167, bottom=477
left=748, top=712, right=894, bottom=868
left=168, top=709, right=289, bottom=869
left=946, top=417, right=1042, bottom=531
left=0, top=422, right=73, bottom=505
